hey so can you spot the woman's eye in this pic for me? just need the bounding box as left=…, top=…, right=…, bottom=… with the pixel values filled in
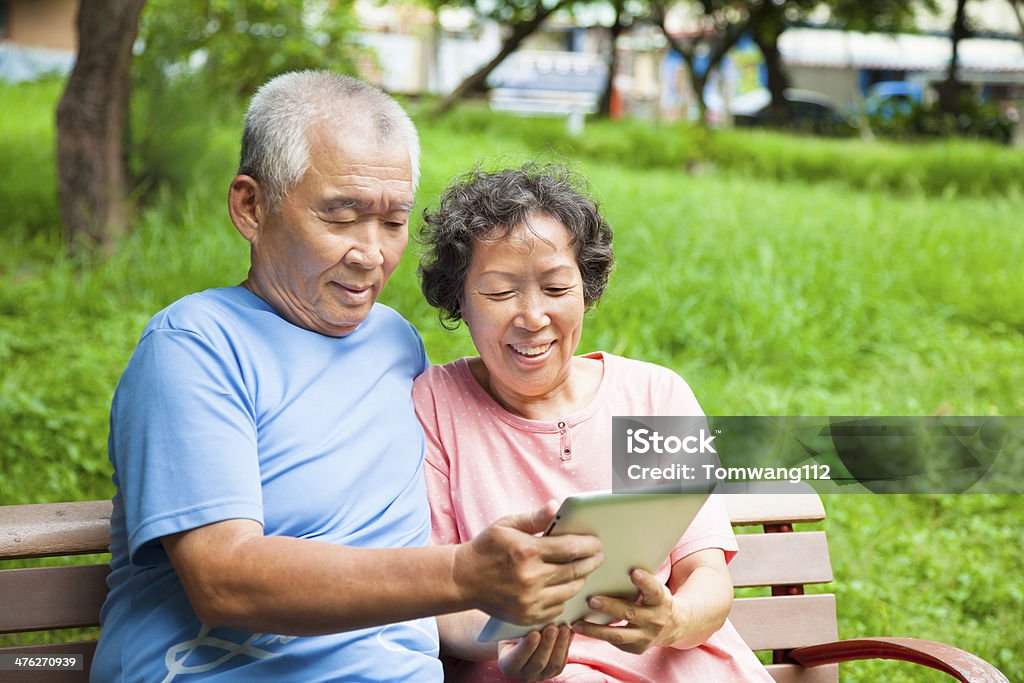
left=483, top=291, right=515, bottom=299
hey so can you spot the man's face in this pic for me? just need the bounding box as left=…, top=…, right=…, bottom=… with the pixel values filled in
left=249, top=123, right=414, bottom=337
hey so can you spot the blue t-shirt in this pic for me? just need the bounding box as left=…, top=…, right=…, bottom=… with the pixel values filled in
left=93, top=287, right=440, bottom=682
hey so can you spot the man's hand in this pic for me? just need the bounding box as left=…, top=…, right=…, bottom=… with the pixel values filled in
left=498, top=625, right=574, bottom=681
left=571, top=568, right=681, bottom=654
left=453, top=502, right=603, bottom=626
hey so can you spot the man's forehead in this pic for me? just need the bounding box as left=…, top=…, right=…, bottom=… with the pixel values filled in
left=305, top=123, right=413, bottom=200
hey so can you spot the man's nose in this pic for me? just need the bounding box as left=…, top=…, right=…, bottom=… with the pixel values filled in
left=344, top=227, right=385, bottom=270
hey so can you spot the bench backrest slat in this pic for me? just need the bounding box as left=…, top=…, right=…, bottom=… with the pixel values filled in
left=0, top=565, right=110, bottom=633
left=730, top=594, right=839, bottom=652
left=724, top=492, right=826, bottom=527
left=0, top=501, right=112, bottom=560
left=731, top=531, right=833, bottom=587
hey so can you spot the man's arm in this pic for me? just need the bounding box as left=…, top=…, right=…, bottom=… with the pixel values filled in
left=163, top=502, right=603, bottom=636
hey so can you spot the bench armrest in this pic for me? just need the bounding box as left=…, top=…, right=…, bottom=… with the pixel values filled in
left=789, top=637, right=1008, bottom=683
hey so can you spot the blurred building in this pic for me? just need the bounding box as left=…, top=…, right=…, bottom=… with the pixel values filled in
left=782, top=28, right=1024, bottom=110
left=0, top=0, right=76, bottom=82
left=651, top=1, right=1024, bottom=122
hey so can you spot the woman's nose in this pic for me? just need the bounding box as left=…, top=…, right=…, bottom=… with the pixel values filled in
left=515, top=295, right=551, bottom=331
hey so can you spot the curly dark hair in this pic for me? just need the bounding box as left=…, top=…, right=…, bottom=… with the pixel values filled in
left=418, top=163, right=614, bottom=329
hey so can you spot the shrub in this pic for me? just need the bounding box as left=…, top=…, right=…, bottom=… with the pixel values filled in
left=867, top=97, right=1016, bottom=145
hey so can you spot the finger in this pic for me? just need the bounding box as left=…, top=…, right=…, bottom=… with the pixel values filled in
left=540, top=540, right=602, bottom=573
left=522, top=625, right=560, bottom=678
left=571, top=620, right=642, bottom=650
left=539, top=625, right=574, bottom=679
left=500, top=632, right=541, bottom=674
left=630, top=568, right=665, bottom=606
left=522, top=579, right=587, bottom=624
left=498, top=500, right=560, bottom=535
left=585, top=595, right=639, bottom=623
left=536, top=534, right=603, bottom=563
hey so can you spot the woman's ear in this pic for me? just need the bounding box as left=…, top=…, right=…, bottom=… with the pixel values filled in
left=228, top=175, right=263, bottom=243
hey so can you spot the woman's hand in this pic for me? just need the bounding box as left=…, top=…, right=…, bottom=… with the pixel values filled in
left=498, top=624, right=574, bottom=681
left=574, top=548, right=733, bottom=654
left=570, top=568, right=683, bottom=654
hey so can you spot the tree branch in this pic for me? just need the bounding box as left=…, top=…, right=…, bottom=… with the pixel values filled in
left=433, top=0, right=576, bottom=115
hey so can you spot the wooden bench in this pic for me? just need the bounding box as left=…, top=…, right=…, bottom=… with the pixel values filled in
left=0, top=501, right=111, bottom=682
left=0, top=495, right=1009, bottom=682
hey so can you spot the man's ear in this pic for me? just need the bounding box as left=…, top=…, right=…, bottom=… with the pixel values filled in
left=228, top=175, right=263, bottom=243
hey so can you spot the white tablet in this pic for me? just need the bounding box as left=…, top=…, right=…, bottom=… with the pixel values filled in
left=477, top=486, right=712, bottom=642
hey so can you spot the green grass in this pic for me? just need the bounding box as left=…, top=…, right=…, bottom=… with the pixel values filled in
left=1, top=80, right=1022, bottom=680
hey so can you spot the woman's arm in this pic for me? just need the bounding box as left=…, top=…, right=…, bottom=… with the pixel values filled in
left=571, top=548, right=732, bottom=654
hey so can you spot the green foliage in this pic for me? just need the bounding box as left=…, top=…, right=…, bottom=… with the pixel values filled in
left=2, top=81, right=1022, bottom=681
left=131, top=0, right=365, bottom=206
left=431, top=0, right=572, bottom=25
left=130, top=83, right=244, bottom=202
left=135, top=0, right=363, bottom=99
left=826, top=0, right=939, bottom=32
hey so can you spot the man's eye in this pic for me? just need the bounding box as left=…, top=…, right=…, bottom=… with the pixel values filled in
left=322, top=212, right=357, bottom=224
left=545, top=287, right=572, bottom=295
left=385, top=220, right=407, bottom=230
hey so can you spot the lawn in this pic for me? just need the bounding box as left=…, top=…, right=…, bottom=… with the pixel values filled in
left=1, top=80, right=1022, bottom=680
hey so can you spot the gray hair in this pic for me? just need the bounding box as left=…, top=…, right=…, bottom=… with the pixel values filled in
left=418, top=163, right=614, bottom=329
left=238, top=70, right=420, bottom=209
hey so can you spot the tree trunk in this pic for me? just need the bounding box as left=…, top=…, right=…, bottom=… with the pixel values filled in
left=752, top=13, right=790, bottom=126
left=597, top=0, right=625, bottom=118
left=653, top=2, right=749, bottom=127
left=433, top=0, right=571, bottom=116
left=939, top=0, right=969, bottom=114
left=1011, top=0, right=1024, bottom=45
left=56, top=0, right=147, bottom=252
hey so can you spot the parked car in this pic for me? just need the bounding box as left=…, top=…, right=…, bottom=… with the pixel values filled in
left=730, top=88, right=858, bottom=136
left=863, top=81, right=926, bottom=120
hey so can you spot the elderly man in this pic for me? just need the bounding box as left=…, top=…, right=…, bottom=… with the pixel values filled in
left=92, top=71, right=602, bottom=682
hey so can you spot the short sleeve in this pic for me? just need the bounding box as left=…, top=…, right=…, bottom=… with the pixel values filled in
left=110, top=328, right=263, bottom=566
left=654, top=365, right=738, bottom=564
left=668, top=495, right=738, bottom=566
left=658, top=368, right=704, bottom=418
left=407, top=319, right=430, bottom=375
left=413, top=376, right=461, bottom=546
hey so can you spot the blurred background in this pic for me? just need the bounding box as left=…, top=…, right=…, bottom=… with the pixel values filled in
left=1, top=0, right=1022, bottom=680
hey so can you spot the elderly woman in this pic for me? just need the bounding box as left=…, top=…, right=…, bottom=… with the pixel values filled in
left=414, top=164, right=772, bottom=682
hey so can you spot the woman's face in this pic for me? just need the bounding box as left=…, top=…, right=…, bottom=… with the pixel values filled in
left=461, top=213, right=587, bottom=407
